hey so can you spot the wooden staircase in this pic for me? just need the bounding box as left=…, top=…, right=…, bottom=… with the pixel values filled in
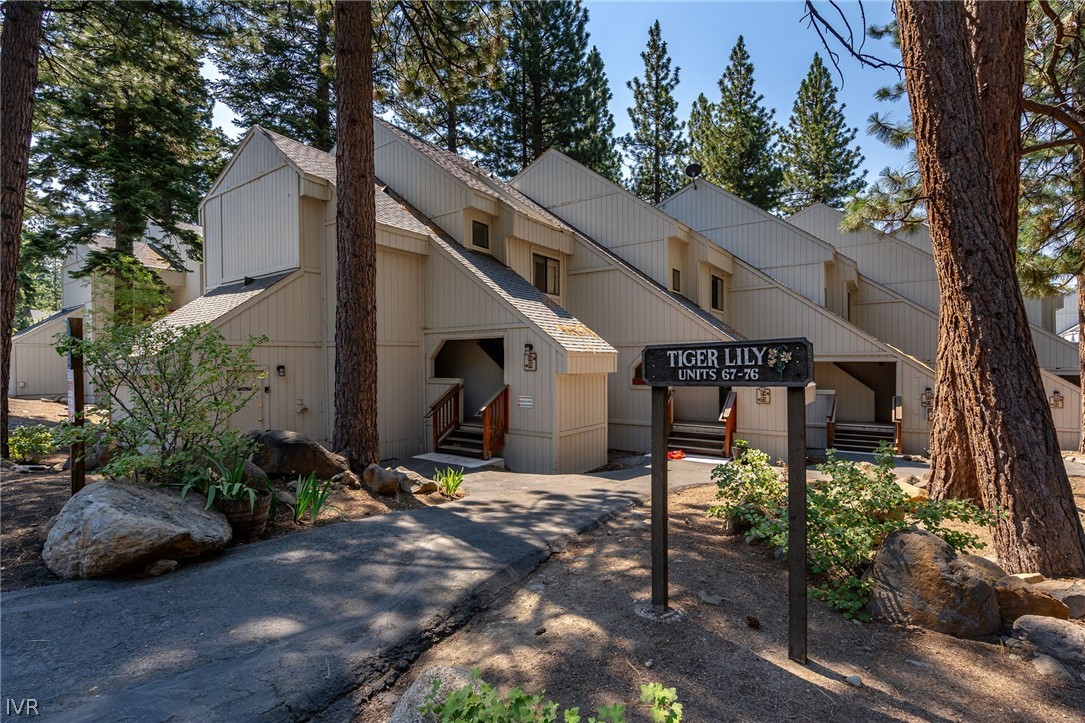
left=436, top=417, right=485, bottom=457
left=665, top=390, right=737, bottom=459
left=429, top=384, right=509, bottom=460
left=830, top=422, right=897, bottom=453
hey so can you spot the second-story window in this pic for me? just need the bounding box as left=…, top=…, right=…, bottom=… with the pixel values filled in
left=711, top=275, right=725, bottom=311
left=472, top=220, right=490, bottom=249
left=672, top=268, right=681, bottom=292
left=533, top=253, right=560, bottom=295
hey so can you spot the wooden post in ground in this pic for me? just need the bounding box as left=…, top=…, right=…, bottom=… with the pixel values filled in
left=787, top=385, right=808, bottom=663
left=66, top=317, right=85, bottom=496
left=651, top=385, right=669, bottom=612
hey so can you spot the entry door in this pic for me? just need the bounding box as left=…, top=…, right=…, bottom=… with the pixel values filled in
left=232, top=366, right=270, bottom=433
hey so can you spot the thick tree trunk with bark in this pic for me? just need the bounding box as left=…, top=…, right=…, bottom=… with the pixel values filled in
left=1080, top=276, right=1085, bottom=453
left=898, top=0, right=1085, bottom=575
left=332, top=0, right=379, bottom=468
left=1, top=2, right=43, bottom=460
left=928, top=0, right=1027, bottom=504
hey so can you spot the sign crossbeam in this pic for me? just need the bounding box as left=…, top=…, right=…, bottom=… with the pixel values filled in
left=643, top=338, right=812, bottom=664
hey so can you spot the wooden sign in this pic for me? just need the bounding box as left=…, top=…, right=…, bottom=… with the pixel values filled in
left=643, top=337, right=811, bottom=665
left=641, top=338, right=813, bottom=388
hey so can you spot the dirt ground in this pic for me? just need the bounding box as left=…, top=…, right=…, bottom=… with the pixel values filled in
left=355, top=482, right=1085, bottom=722
left=1, top=398, right=451, bottom=591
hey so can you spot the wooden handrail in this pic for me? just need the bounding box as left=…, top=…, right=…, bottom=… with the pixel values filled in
left=826, top=394, right=837, bottom=449
left=429, top=382, right=463, bottom=451
left=665, top=389, right=674, bottom=435
left=480, top=385, right=510, bottom=460
left=719, top=390, right=737, bottom=457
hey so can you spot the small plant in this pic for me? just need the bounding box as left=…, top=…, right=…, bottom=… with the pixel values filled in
left=293, top=472, right=341, bottom=523
left=435, top=466, right=464, bottom=497
left=7, top=424, right=57, bottom=464
left=420, top=669, right=678, bottom=722
left=709, top=441, right=996, bottom=620
left=731, top=438, right=749, bottom=460
left=182, top=452, right=258, bottom=511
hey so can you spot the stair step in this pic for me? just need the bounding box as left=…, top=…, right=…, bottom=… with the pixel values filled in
left=437, top=443, right=484, bottom=457
left=669, top=431, right=725, bottom=443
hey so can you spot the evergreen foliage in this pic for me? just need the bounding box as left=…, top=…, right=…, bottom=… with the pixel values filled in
left=480, top=0, right=619, bottom=179
left=29, top=2, right=226, bottom=312
left=377, top=1, right=507, bottom=154
left=689, top=36, right=783, bottom=210
left=621, top=21, right=688, bottom=203
left=214, top=0, right=336, bottom=151
left=777, top=54, right=866, bottom=214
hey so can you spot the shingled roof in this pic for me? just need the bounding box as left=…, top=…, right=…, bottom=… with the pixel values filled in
left=376, top=119, right=579, bottom=235
left=258, top=127, right=337, bottom=185
left=159, top=272, right=294, bottom=329
left=12, top=306, right=82, bottom=339
left=379, top=185, right=615, bottom=356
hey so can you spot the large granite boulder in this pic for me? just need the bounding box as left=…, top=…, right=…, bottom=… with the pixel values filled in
left=864, top=529, right=999, bottom=638
left=249, top=430, right=349, bottom=480
left=389, top=666, right=479, bottom=723
left=1013, top=615, right=1085, bottom=665
left=362, top=463, right=399, bottom=495
left=995, top=576, right=1070, bottom=625
left=43, top=481, right=232, bottom=579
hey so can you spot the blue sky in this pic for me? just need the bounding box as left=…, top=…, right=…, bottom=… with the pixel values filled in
left=586, top=0, right=909, bottom=183
left=210, top=1, right=910, bottom=185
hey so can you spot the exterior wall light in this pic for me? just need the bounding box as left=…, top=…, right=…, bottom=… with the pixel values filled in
left=1050, top=390, right=1064, bottom=408
left=523, top=344, right=537, bottom=372
left=277, top=365, right=286, bottom=377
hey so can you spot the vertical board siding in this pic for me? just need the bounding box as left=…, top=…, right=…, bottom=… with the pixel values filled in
left=217, top=166, right=300, bottom=283
left=814, top=363, right=875, bottom=422
left=556, top=374, right=608, bottom=472
left=8, top=316, right=71, bottom=397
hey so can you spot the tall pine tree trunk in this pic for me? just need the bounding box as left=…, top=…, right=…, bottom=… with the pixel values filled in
left=1079, top=275, right=1085, bottom=453
left=333, top=0, right=379, bottom=468
left=898, top=0, right=1085, bottom=575
left=1, top=2, right=43, bottom=460
left=928, top=0, right=1025, bottom=504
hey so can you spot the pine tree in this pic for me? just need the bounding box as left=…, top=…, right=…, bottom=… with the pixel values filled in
left=29, top=3, right=226, bottom=319
left=777, top=53, right=866, bottom=214
left=688, top=92, right=718, bottom=175
left=380, top=2, right=506, bottom=154
left=481, top=0, right=618, bottom=179
left=570, top=46, right=622, bottom=182
left=621, top=20, right=687, bottom=204
left=214, top=1, right=336, bottom=151
left=694, top=36, right=783, bottom=210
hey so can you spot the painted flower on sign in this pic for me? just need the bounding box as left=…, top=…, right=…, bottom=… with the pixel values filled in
left=766, top=347, right=794, bottom=380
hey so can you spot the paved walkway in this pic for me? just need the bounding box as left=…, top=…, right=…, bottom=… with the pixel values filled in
left=0, top=459, right=715, bottom=722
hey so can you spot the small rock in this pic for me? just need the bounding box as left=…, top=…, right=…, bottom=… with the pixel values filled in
left=414, top=480, right=439, bottom=495
left=745, top=615, right=761, bottom=630
left=275, top=490, right=296, bottom=507
left=534, top=626, right=546, bottom=636
left=389, top=666, right=478, bottom=723
left=1013, top=572, right=1046, bottom=584
left=528, top=583, right=546, bottom=592
left=287, top=479, right=298, bottom=491
left=332, top=470, right=362, bottom=490
left=1032, top=579, right=1085, bottom=619
left=845, top=675, right=863, bottom=688
left=1013, top=615, right=1085, bottom=664
left=645, top=659, right=654, bottom=669
left=362, top=463, right=399, bottom=495
left=1032, top=654, right=1075, bottom=682
left=143, top=559, right=179, bottom=577
left=697, top=590, right=723, bottom=606
left=242, top=457, right=268, bottom=487
left=995, top=576, right=1069, bottom=624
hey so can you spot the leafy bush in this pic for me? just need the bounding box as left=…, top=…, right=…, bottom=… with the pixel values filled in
left=421, top=669, right=680, bottom=722
left=435, top=466, right=464, bottom=497
left=54, top=320, right=266, bottom=484
left=7, top=424, right=58, bottom=463
left=181, top=451, right=261, bottom=511
left=709, top=441, right=996, bottom=620
left=294, top=472, right=341, bottom=523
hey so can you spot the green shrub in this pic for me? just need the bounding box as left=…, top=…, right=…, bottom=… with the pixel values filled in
left=708, top=441, right=996, bottom=620
left=293, top=472, right=341, bottom=523
left=421, top=670, right=679, bottom=722
left=435, top=466, right=465, bottom=497
left=7, top=424, right=57, bottom=463
left=54, top=321, right=266, bottom=484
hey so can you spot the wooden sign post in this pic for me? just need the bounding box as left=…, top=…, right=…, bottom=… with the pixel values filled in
left=66, top=317, right=86, bottom=496
left=642, top=337, right=813, bottom=664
